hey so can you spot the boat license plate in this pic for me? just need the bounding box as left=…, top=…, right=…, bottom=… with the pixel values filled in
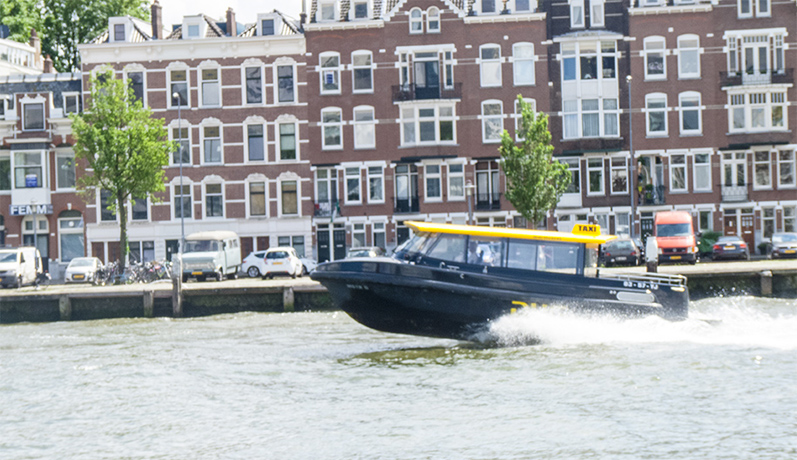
left=671, top=255, right=682, bottom=260
left=74, top=274, right=84, bottom=279
left=192, top=271, right=202, bottom=275
left=725, top=245, right=735, bottom=249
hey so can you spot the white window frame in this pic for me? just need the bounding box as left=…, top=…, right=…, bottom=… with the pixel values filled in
left=447, top=162, right=466, bottom=201
left=21, top=101, right=44, bottom=131
left=353, top=105, right=376, bottom=150
left=321, top=107, right=343, bottom=150
left=478, top=0, right=500, bottom=14
left=669, top=153, right=688, bottom=193
left=242, top=61, right=265, bottom=105
left=277, top=118, right=299, bottom=161
left=508, top=0, right=536, bottom=12
left=756, top=0, right=770, bottom=17
left=570, top=0, right=585, bottom=28
left=645, top=93, right=668, bottom=137
left=351, top=50, right=374, bottom=93
left=426, top=7, right=440, bottom=33
left=610, top=156, right=628, bottom=195
left=728, top=90, right=788, bottom=133
left=479, top=44, right=502, bottom=88
left=643, top=36, right=667, bottom=81
left=587, top=157, right=605, bottom=196
left=590, top=0, right=605, bottom=28
left=182, top=17, right=205, bottom=39
left=692, top=151, right=712, bottom=192
left=512, top=43, right=535, bottom=86
left=203, top=181, right=224, bottom=219
left=278, top=177, right=300, bottom=217
left=349, top=0, right=371, bottom=20
left=677, top=34, right=701, bottom=79
left=399, top=104, right=456, bottom=146
left=409, top=8, right=423, bottom=34
left=319, top=52, right=342, bottom=95
left=513, top=97, right=536, bottom=141
left=344, top=167, right=362, bottom=205
left=245, top=122, right=266, bottom=163
left=199, top=65, right=221, bottom=108
left=62, top=92, right=80, bottom=115
left=562, top=97, right=619, bottom=139
left=753, top=150, right=772, bottom=190
left=170, top=123, right=191, bottom=166
left=55, top=152, right=76, bottom=190
left=318, top=0, right=338, bottom=22
left=424, top=163, right=443, bottom=202
left=247, top=177, right=268, bottom=218
left=778, top=150, right=796, bottom=188
left=168, top=64, right=190, bottom=109
left=367, top=165, right=385, bottom=204
left=738, top=0, right=753, bottom=17
left=481, top=100, right=504, bottom=144
left=200, top=123, right=223, bottom=165
left=274, top=60, right=297, bottom=104
left=678, top=91, right=702, bottom=136
left=172, top=181, right=193, bottom=221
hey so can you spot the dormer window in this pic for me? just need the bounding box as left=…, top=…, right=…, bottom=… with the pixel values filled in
left=262, top=19, right=275, bottom=35
left=114, top=24, right=125, bottom=41
left=352, top=0, right=369, bottom=19
left=187, top=25, right=200, bottom=37
left=319, top=0, right=337, bottom=21
left=481, top=0, right=498, bottom=14
left=182, top=17, right=205, bottom=39
left=23, top=102, right=44, bottom=131
left=257, top=13, right=282, bottom=36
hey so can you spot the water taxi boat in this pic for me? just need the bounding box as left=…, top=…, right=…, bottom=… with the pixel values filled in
left=311, top=221, right=689, bottom=341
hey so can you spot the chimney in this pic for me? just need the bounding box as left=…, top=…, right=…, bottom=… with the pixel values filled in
left=43, top=55, right=54, bottom=73
left=226, top=8, right=236, bottom=36
left=151, top=0, right=163, bottom=40
left=29, top=28, right=41, bottom=57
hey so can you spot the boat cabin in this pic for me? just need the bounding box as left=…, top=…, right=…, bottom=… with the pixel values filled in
left=395, top=221, right=616, bottom=277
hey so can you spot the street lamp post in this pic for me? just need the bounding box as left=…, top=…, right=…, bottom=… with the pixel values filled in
left=172, top=92, right=185, bottom=253
left=627, top=75, right=635, bottom=239
left=465, top=180, right=475, bottom=226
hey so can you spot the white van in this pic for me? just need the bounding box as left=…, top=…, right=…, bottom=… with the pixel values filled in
left=181, top=231, right=242, bottom=282
left=0, top=247, right=44, bottom=288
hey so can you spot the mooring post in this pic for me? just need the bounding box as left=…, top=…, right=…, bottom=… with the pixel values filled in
left=172, top=274, right=183, bottom=318
left=283, top=287, right=295, bottom=312
left=58, top=295, right=71, bottom=321
left=143, top=289, right=154, bottom=317
left=760, top=270, right=773, bottom=297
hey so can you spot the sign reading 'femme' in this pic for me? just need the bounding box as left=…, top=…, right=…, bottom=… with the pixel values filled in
left=9, top=204, right=54, bottom=216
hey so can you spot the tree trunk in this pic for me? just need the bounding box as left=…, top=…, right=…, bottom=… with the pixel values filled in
left=118, top=193, right=128, bottom=273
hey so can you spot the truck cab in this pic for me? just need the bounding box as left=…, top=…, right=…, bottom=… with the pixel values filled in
left=654, top=211, right=697, bottom=265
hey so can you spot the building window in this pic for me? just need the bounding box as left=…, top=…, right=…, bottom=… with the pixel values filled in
left=677, top=35, right=700, bottom=79
left=172, top=127, right=190, bottom=165
left=425, top=164, right=442, bottom=201
left=129, top=241, right=155, bottom=263
left=729, top=91, right=787, bottom=133
left=427, top=7, right=440, bottom=33
left=247, top=124, right=265, bottom=161
left=279, top=123, right=297, bottom=161
left=14, top=152, right=42, bottom=188
left=63, top=93, right=80, bottom=114
left=352, top=223, right=366, bottom=248
left=643, top=37, right=666, bottom=80
left=481, top=101, right=503, bottom=143
left=278, top=236, right=305, bottom=257
left=561, top=41, right=617, bottom=82
left=319, top=0, right=336, bottom=21
left=100, top=189, right=116, bottom=221
left=277, top=65, right=295, bottom=103
left=754, top=151, right=772, bottom=189
left=200, top=68, right=220, bottom=107
left=353, top=106, right=376, bottom=149
left=563, top=158, right=580, bottom=194
left=481, top=0, right=498, bottom=14
left=448, top=163, right=465, bottom=200
left=373, top=222, right=386, bottom=249
left=722, top=152, right=747, bottom=187
left=320, top=53, right=341, bottom=94
left=679, top=92, right=701, bottom=135
left=249, top=182, right=266, bottom=217
left=174, top=184, right=191, bottom=219
left=698, top=210, right=712, bottom=232
left=205, top=183, right=223, bottom=218
left=59, top=216, right=84, bottom=263
left=400, top=105, right=455, bottom=146
left=570, top=0, right=585, bottom=28
left=261, top=19, right=275, bottom=35
left=563, top=98, right=618, bottom=139
left=739, top=0, right=770, bottom=17
left=778, top=150, right=796, bottom=188
left=670, top=154, right=687, bottom=192
left=186, top=24, right=200, bottom=38
left=23, top=103, right=44, bottom=131
left=56, top=154, right=75, bottom=189
left=513, top=43, right=535, bottom=86
left=610, top=157, right=628, bottom=194
left=352, top=0, right=369, bottom=19
left=280, top=180, right=299, bottom=216
left=321, top=108, right=343, bottom=150
left=345, top=168, right=361, bottom=204
left=763, top=207, right=775, bottom=239
left=202, top=126, right=222, bottom=163
left=126, top=72, right=144, bottom=103
left=367, top=166, right=384, bottom=203
left=693, top=153, right=711, bottom=191
left=316, top=168, right=338, bottom=211
left=587, top=158, right=604, bottom=195
left=409, top=8, right=423, bottom=33
left=352, top=51, right=374, bottom=93
left=114, top=24, right=125, bottom=41
left=784, top=207, right=796, bottom=232
left=645, top=94, right=668, bottom=136
left=591, top=0, right=604, bottom=27
left=131, top=196, right=148, bottom=221
left=245, top=67, right=263, bottom=104
left=479, top=45, right=502, bottom=87
left=170, top=70, right=188, bottom=107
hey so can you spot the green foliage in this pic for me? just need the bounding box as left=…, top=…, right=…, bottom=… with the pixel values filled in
left=697, top=230, right=722, bottom=255
left=499, top=96, right=571, bottom=226
left=0, top=0, right=149, bottom=72
left=71, top=70, right=173, bottom=266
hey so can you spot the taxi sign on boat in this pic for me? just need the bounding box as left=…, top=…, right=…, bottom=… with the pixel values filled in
left=404, top=221, right=616, bottom=245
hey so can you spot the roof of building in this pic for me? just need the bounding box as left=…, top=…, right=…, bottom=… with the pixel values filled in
left=238, top=11, right=302, bottom=37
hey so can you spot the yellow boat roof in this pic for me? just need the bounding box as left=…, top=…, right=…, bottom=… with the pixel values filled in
left=405, top=221, right=617, bottom=245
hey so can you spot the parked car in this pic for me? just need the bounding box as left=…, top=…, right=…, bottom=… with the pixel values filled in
left=770, top=232, right=797, bottom=259
left=300, top=257, right=318, bottom=275
left=346, top=246, right=386, bottom=258
left=600, top=238, right=641, bottom=267
left=242, top=250, right=267, bottom=278
left=64, top=257, right=104, bottom=284
left=261, top=247, right=303, bottom=279
left=711, top=236, right=750, bottom=261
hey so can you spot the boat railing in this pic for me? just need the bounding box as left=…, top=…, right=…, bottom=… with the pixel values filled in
left=599, top=271, right=687, bottom=287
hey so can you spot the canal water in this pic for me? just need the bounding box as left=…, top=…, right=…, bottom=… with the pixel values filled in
left=1, top=296, right=796, bottom=459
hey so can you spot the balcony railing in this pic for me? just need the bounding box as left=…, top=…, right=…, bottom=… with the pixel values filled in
left=394, top=197, right=420, bottom=214
left=392, top=82, right=462, bottom=102
left=719, top=68, right=793, bottom=87
left=475, top=193, right=501, bottom=211
left=722, top=185, right=748, bottom=202
left=314, top=200, right=340, bottom=217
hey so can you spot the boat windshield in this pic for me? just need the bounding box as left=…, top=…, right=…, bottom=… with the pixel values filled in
left=505, top=239, right=580, bottom=274
left=395, top=232, right=433, bottom=259
left=184, top=240, right=220, bottom=253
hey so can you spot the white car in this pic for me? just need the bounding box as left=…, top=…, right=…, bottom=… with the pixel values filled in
left=242, top=250, right=267, bottom=278
left=300, top=257, right=318, bottom=275
left=64, top=257, right=103, bottom=284
left=261, top=247, right=303, bottom=279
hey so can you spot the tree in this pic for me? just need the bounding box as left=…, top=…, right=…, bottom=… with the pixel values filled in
left=499, top=96, right=571, bottom=227
left=71, top=70, right=172, bottom=270
left=0, top=0, right=149, bottom=72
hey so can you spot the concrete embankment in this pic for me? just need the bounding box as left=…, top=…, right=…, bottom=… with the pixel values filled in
left=1, top=260, right=795, bottom=324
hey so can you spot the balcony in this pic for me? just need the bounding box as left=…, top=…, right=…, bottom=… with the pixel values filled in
left=392, top=83, right=462, bottom=102
left=314, top=200, right=340, bottom=217
left=475, top=193, right=501, bottom=211
left=394, top=197, right=420, bottom=214
left=719, top=68, right=793, bottom=87
left=722, top=185, right=748, bottom=202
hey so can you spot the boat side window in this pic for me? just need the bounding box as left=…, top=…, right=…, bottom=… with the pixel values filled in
left=398, top=232, right=433, bottom=258
left=426, top=234, right=467, bottom=263
left=466, top=237, right=504, bottom=267
left=584, top=244, right=599, bottom=278
left=506, top=239, right=538, bottom=271
left=537, top=242, right=579, bottom=275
